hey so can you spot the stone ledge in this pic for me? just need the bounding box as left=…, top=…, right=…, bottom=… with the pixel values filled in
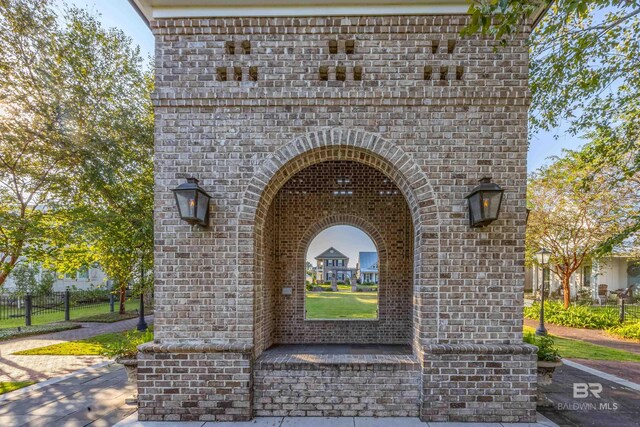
left=256, top=353, right=420, bottom=370
left=137, top=341, right=253, bottom=354
left=424, top=343, right=537, bottom=355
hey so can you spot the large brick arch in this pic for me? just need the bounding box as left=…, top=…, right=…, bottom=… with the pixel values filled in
left=241, top=128, right=441, bottom=355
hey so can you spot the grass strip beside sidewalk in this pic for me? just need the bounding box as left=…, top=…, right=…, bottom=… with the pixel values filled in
left=14, top=327, right=153, bottom=356
left=524, top=326, right=640, bottom=362
left=0, top=381, right=36, bottom=395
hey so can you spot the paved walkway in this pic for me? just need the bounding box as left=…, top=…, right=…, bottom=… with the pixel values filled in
left=523, top=319, right=640, bottom=354
left=0, top=316, right=153, bottom=383
left=0, top=362, right=136, bottom=427
left=539, top=363, right=640, bottom=427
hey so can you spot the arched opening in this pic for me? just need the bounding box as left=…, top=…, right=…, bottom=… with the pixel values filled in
left=255, top=160, right=414, bottom=350
left=305, top=225, right=379, bottom=320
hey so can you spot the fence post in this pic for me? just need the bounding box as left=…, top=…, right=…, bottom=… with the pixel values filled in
left=619, top=298, right=625, bottom=323
left=25, top=293, right=32, bottom=326
left=64, top=288, right=71, bottom=321
left=109, top=293, right=115, bottom=313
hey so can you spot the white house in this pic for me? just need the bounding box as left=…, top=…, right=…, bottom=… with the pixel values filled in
left=529, top=253, right=640, bottom=300
left=357, top=251, right=379, bottom=284
left=3, top=264, right=112, bottom=293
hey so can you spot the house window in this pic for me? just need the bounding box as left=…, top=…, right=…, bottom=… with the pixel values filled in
left=77, top=266, right=89, bottom=280
left=583, top=265, right=592, bottom=288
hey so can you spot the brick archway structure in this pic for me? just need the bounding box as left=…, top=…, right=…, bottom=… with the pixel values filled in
left=140, top=12, right=538, bottom=422
left=242, top=128, right=440, bottom=355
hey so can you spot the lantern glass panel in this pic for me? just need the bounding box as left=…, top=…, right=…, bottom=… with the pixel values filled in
left=468, top=192, right=482, bottom=224
left=196, top=190, right=210, bottom=223
left=175, top=189, right=197, bottom=220
left=482, top=191, right=503, bottom=220
left=536, top=249, right=551, bottom=265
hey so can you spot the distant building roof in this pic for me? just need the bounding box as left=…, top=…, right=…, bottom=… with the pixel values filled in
left=359, top=252, right=378, bottom=273
left=315, top=247, right=348, bottom=260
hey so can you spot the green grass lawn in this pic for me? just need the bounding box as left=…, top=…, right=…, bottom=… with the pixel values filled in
left=0, top=299, right=140, bottom=329
left=305, top=291, right=377, bottom=319
left=72, top=311, right=138, bottom=323
left=523, top=326, right=640, bottom=362
left=0, top=381, right=36, bottom=395
left=14, top=326, right=153, bottom=356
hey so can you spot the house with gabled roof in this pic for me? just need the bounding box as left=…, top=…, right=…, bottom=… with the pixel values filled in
left=314, top=246, right=356, bottom=282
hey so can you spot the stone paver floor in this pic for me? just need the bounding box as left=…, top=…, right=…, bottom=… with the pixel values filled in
left=0, top=316, right=153, bottom=383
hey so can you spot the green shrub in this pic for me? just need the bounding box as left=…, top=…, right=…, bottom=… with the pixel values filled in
left=306, top=283, right=313, bottom=291
left=100, top=329, right=153, bottom=359
left=524, top=301, right=619, bottom=329
left=606, top=321, right=640, bottom=341
left=523, top=331, right=561, bottom=362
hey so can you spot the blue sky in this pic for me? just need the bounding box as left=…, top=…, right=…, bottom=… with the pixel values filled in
left=63, top=1, right=585, bottom=256
left=307, top=226, right=376, bottom=267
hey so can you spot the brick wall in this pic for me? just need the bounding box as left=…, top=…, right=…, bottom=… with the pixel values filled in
left=137, top=344, right=252, bottom=421
left=254, top=354, right=421, bottom=417
left=422, top=344, right=537, bottom=422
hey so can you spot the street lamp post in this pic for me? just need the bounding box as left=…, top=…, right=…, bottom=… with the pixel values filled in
left=536, top=248, right=551, bottom=336
left=137, top=255, right=148, bottom=332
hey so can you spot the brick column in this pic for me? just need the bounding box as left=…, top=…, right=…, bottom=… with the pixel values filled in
left=137, top=342, right=253, bottom=422
left=420, top=344, right=537, bottom=423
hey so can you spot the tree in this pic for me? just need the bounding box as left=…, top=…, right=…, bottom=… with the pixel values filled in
left=526, top=151, right=638, bottom=308
left=0, top=1, right=154, bottom=314
left=35, top=7, right=154, bottom=314
left=0, top=0, right=70, bottom=286
left=465, top=1, right=640, bottom=249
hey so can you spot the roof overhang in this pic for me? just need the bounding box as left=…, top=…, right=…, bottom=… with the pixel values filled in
left=129, top=0, right=474, bottom=22
left=129, top=1, right=550, bottom=32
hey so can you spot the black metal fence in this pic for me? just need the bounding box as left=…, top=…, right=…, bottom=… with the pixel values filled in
left=0, top=288, right=124, bottom=325
left=596, top=299, right=640, bottom=322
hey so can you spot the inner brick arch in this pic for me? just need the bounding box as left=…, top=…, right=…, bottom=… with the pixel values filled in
left=298, top=215, right=389, bottom=320
left=244, top=128, right=441, bottom=357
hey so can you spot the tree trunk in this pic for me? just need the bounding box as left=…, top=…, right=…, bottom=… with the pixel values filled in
left=0, top=270, right=9, bottom=288
left=0, top=254, right=20, bottom=287
left=119, top=283, right=126, bottom=314
left=561, top=274, right=571, bottom=309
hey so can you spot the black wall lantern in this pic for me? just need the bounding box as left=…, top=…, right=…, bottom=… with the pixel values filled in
left=172, top=177, right=211, bottom=226
left=465, top=177, right=504, bottom=227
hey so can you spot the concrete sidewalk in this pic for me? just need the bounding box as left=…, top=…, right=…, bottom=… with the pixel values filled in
left=0, top=362, right=136, bottom=427
left=114, top=413, right=559, bottom=427
left=0, top=316, right=153, bottom=383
